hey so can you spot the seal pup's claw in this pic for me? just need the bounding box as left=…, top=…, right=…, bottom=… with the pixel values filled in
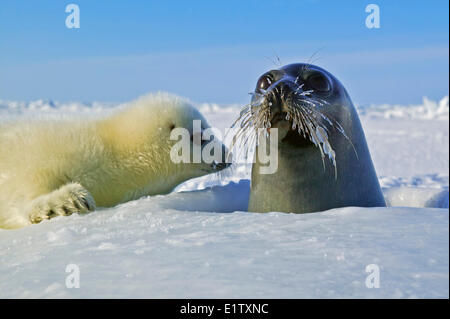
left=28, top=182, right=96, bottom=224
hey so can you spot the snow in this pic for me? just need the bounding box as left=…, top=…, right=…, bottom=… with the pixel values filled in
left=0, top=95, right=448, bottom=298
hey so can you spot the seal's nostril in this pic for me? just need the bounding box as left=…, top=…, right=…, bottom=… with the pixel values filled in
left=278, top=83, right=293, bottom=97
left=267, top=89, right=283, bottom=115
left=267, top=90, right=278, bottom=106
left=267, top=82, right=292, bottom=105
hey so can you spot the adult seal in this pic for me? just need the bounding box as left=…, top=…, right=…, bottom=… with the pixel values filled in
left=234, top=63, right=386, bottom=213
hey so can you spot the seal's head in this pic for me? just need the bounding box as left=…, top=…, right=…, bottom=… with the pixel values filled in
left=233, top=63, right=357, bottom=172
left=100, top=93, right=231, bottom=196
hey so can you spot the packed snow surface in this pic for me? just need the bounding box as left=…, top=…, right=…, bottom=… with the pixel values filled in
left=0, top=95, right=448, bottom=298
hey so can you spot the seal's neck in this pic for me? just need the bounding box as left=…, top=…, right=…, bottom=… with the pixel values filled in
left=248, top=131, right=385, bottom=213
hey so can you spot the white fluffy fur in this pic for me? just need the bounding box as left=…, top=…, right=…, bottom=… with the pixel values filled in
left=0, top=93, right=215, bottom=229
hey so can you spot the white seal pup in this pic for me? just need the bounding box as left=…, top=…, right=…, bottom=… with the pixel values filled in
left=0, top=93, right=229, bottom=229
left=231, top=63, right=386, bottom=213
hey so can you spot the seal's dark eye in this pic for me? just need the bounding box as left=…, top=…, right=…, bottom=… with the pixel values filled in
left=256, top=75, right=273, bottom=92
left=307, top=74, right=331, bottom=92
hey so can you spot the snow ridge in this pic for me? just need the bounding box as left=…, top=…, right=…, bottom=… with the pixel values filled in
left=1, top=96, right=448, bottom=120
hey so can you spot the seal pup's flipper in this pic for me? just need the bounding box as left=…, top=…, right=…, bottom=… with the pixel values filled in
left=27, top=183, right=96, bottom=224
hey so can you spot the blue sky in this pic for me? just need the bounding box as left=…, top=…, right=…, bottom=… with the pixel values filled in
left=0, top=0, right=448, bottom=105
